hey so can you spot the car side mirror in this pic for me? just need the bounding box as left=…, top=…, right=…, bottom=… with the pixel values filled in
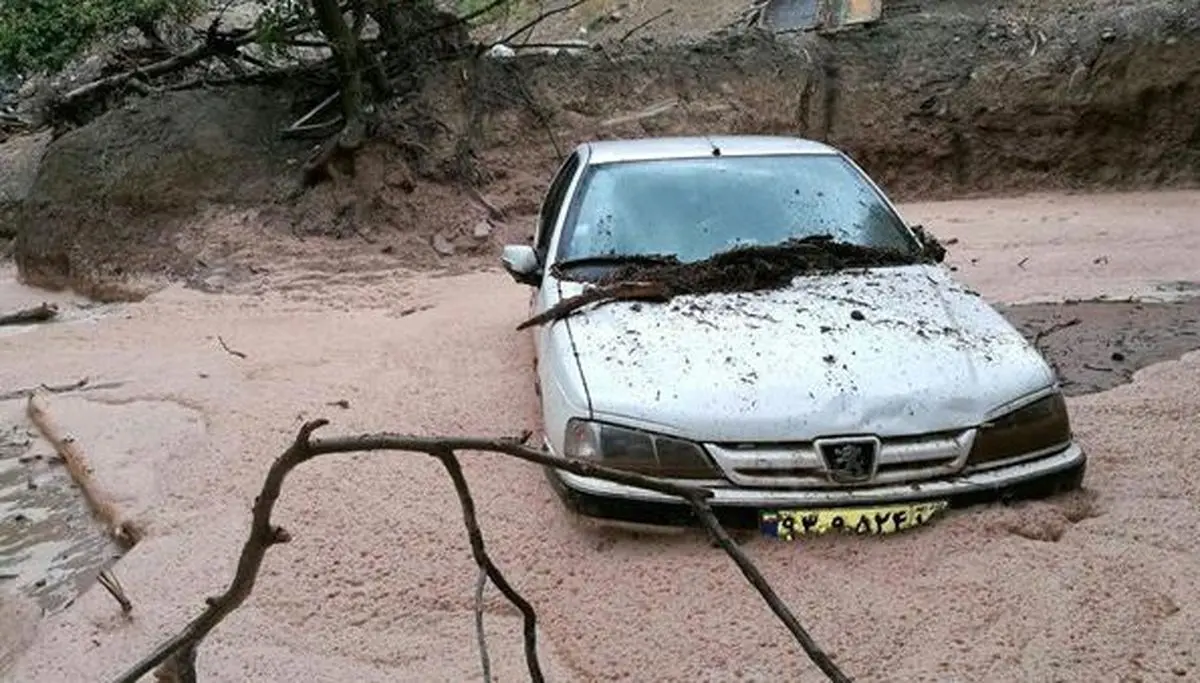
left=500, top=244, right=542, bottom=286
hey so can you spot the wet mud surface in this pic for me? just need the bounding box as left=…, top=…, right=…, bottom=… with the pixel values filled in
left=1003, top=295, right=1200, bottom=396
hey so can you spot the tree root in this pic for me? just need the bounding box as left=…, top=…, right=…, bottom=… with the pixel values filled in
left=113, top=419, right=852, bottom=683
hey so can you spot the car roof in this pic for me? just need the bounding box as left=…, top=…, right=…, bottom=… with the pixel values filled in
left=580, top=135, right=840, bottom=165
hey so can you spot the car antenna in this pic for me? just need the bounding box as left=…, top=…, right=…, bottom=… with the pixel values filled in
left=705, top=135, right=721, bottom=157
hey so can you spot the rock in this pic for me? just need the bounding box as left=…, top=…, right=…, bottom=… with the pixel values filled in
left=472, top=220, right=493, bottom=240
left=0, top=131, right=53, bottom=239
left=14, top=86, right=304, bottom=296
left=432, top=233, right=456, bottom=256
left=488, top=44, right=516, bottom=59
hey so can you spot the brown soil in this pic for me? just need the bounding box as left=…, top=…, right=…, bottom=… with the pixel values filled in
left=5, top=0, right=1199, bottom=298
left=5, top=189, right=1200, bottom=682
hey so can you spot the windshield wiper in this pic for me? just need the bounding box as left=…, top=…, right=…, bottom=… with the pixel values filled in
left=552, top=253, right=681, bottom=272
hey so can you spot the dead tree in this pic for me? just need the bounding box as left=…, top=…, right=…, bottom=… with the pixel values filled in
left=113, top=420, right=852, bottom=683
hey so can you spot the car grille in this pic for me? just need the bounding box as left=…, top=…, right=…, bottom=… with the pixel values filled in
left=704, top=429, right=975, bottom=489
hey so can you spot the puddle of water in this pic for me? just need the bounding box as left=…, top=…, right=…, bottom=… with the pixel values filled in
left=0, top=423, right=121, bottom=615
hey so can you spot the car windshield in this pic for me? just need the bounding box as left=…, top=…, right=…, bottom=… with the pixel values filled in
left=553, top=153, right=920, bottom=268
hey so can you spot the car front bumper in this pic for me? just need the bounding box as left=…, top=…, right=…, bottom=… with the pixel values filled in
left=547, top=443, right=1087, bottom=529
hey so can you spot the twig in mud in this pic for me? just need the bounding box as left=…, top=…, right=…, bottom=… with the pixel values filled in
left=516, top=281, right=669, bottom=330
left=0, top=378, right=125, bottom=403
left=619, top=8, right=674, bottom=42
left=217, top=336, right=247, bottom=359
left=1083, top=363, right=1113, bottom=372
left=1032, top=317, right=1081, bottom=346
left=114, top=420, right=851, bottom=683
left=0, top=302, right=58, bottom=327
left=26, top=391, right=143, bottom=549
left=474, top=566, right=493, bottom=683
left=97, top=569, right=133, bottom=614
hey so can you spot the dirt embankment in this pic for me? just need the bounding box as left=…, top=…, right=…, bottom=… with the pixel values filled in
left=5, top=0, right=1200, bottom=297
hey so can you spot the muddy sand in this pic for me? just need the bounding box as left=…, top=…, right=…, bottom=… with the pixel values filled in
left=2, top=190, right=1200, bottom=682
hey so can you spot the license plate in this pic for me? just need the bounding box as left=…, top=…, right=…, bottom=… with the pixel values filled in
left=760, top=501, right=948, bottom=540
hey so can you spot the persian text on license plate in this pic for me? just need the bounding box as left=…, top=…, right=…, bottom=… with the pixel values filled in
left=760, top=501, right=948, bottom=540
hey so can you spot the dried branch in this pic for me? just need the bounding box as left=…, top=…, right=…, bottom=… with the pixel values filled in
left=60, top=39, right=237, bottom=104
left=516, top=281, right=669, bottom=330
left=619, top=8, right=674, bottom=42
left=97, top=569, right=133, bottom=614
left=216, top=336, right=247, bottom=359
left=1032, top=317, right=1081, bottom=345
left=488, top=0, right=592, bottom=49
left=0, top=377, right=125, bottom=403
left=689, top=500, right=850, bottom=683
left=26, top=391, right=143, bottom=549
left=0, top=302, right=58, bottom=326
left=435, top=448, right=544, bottom=682
left=474, top=566, right=493, bottom=683
left=114, top=420, right=850, bottom=682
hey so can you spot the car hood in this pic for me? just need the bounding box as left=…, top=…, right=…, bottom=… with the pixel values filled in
left=557, top=265, right=1055, bottom=442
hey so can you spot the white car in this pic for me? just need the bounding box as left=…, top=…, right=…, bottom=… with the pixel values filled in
left=500, top=135, right=1085, bottom=536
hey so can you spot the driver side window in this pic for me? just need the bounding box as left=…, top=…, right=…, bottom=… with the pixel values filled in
left=535, top=152, right=581, bottom=262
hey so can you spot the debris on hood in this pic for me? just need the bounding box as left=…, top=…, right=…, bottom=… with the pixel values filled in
left=518, top=234, right=950, bottom=330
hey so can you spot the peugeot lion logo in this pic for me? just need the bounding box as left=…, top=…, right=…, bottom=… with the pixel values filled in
left=831, top=443, right=870, bottom=478
left=819, top=438, right=878, bottom=483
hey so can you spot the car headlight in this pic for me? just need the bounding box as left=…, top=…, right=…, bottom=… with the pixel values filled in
left=966, top=392, right=1072, bottom=468
left=563, top=419, right=721, bottom=479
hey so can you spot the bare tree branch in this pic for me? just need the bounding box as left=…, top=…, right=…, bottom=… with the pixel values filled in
left=97, top=569, right=133, bottom=614
left=516, top=281, right=669, bottom=330
left=0, top=377, right=125, bottom=402
left=113, top=420, right=851, bottom=682
left=488, top=0, right=592, bottom=49
left=434, top=448, right=544, bottom=682
left=689, top=500, right=851, bottom=683
left=474, top=566, right=493, bottom=683
left=619, top=8, right=674, bottom=43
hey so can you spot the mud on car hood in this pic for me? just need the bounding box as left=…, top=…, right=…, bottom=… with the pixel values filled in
left=558, top=264, right=1055, bottom=443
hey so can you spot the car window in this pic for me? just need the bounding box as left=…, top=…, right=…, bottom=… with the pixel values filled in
left=555, top=153, right=919, bottom=264
left=536, top=152, right=581, bottom=259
